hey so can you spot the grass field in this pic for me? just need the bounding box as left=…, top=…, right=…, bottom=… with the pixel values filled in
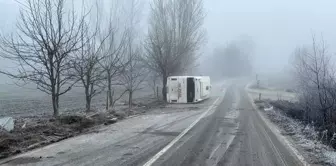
left=0, top=83, right=154, bottom=118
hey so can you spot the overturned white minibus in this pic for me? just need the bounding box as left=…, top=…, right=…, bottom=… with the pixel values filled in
left=166, top=76, right=211, bottom=103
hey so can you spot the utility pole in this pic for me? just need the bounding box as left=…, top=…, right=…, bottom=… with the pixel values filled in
left=259, top=93, right=261, bottom=101
left=256, top=74, right=260, bottom=88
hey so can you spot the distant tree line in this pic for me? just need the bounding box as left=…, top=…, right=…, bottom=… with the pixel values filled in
left=209, top=38, right=254, bottom=79
left=0, top=0, right=206, bottom=117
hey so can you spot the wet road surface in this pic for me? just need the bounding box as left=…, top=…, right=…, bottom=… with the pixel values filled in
left=0, top=81, right=303, bottom=166
left=148, top=83, right=303, bottom=166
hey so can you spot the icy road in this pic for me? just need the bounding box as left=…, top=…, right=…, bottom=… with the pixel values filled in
left=0, top=79, right=304, bottom=166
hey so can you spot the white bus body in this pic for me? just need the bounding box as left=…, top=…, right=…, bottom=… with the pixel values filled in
left=166, top=76, right=211, bottom=103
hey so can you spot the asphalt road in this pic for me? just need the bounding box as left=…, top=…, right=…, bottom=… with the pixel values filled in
left=0, top=81, right=227, bottom=166
left=147, top=83, right=304, bottom=166
left=0, top=80, right=304, bottom=166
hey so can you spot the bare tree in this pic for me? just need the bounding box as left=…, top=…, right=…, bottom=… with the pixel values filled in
left=118, top=0, right=146, bottom=109
left=146, top=72, right=161, bottom=98
left=100, top=20, right=128, bottom=109
left=0, top=0, right=88, bottom=117
left=75, top=0, right=130, bottom=110
left=120, top=44, right=146, bottom=109
left=144, top=0, right=206, bottom=101
left=294, top=35, right=336, bottom=128
left=69, top=4, right=109, bottom=112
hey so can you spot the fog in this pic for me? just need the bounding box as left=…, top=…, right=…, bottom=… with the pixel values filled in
left=1, top=0, right=336, bottom=161
left=1, top=0, right=336, bottom=83
left=202, top=0, right=336, bottom=74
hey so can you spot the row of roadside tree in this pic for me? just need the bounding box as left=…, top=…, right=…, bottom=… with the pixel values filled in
left=0, top=0, right=206, bottom=117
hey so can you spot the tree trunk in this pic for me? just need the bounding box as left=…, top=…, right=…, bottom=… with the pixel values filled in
left=162, top=75, right=167, bottom=101
left=107, top=75, right=113, bottom=107
left=52, top=94, right=59, bottom=117
left=86, top=96, right=91, bottom=112
left=128, top=91, right=133, bottom=109
left=106, top=91, right=109, bottom=110
left=56, top=95, right=59, bottom=116
left=152, top=78, right=157, bottom=97
left=85, top=86, right=91, bottom=112
left=51, top=77, right=59, bottom=117
left=323, top=109, right=328, bottom=128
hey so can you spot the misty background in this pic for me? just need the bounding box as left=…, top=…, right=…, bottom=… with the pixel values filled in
left=1, top=0, right=336, bottom=161
left=1, top=0, right=336, bottom=92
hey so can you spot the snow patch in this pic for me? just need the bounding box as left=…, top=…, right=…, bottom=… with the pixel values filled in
left=263, top=106, right=336, bottom=166
left=264, top=106, right=273, bottom=111
left=325, top=151, right=336, bottom=164
left=0, top=117, right=14, bottom=131
left=225, top=109, right=239, bottom=119
left=245, top=83, right=309, bottom=166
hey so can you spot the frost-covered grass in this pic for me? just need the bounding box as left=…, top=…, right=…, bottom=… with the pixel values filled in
left=247, top=81, right=297, bottom=102
left=0, top=86, right=154, bottom=118
left=264, top=105, right=336, bottom=166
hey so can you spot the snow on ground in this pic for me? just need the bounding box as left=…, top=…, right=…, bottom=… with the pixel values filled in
left=265, top=108, right=336, bottom=166
left=246, top=89, right=309, bottom=165
left=247, top=88, right=297, bottom=102
left=248, top=84, right=336, bottom=166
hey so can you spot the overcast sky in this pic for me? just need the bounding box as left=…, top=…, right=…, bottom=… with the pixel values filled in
left=203, top=0, right=336, bottom=72
left=1, top=0, right=336, bottom=82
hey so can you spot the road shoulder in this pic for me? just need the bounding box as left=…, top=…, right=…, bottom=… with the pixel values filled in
left=246, top=83, right=309, bottom=166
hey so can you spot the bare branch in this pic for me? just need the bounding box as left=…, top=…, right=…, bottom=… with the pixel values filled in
left=293, top=34, right=336, bottom=128
left=144, top=0, right=205, bottom=100
left=0, top=0, right=89, bottom=116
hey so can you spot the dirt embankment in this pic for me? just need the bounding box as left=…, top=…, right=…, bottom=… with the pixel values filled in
left=0, top=114, right=110, bottom=159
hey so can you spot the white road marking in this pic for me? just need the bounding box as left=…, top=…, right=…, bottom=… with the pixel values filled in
left=213, top=123, right=239, bottom=166
left=170, top=134, right=194, bottom=155
left=257, top=120, right=288, bottom=166
left=209, top=142, right=221, bottom=160
left=246, top=85, right=287, bottom=165
left=245, top=83, right=309, bottom=166
left=209, top=116, right=239, bottom=163
left=209, top=89, right=241, bottom=165
left=143, top=97, right=221, bottom=166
